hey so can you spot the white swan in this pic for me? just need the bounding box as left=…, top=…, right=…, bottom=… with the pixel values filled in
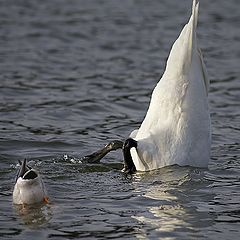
left=13, top=159, right=49, bottom=205
left=123, top=0, right=211, bottom=172
left=83, top=0, right=211, bottom=173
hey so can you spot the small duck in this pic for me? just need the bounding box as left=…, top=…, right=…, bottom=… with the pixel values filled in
left=13, top=159, right=49, bottom=205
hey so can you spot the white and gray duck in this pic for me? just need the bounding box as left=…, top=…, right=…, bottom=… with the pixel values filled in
left=13, top=159, right=49, bottom=205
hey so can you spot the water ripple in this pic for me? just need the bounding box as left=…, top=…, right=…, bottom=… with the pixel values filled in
left=0, top=0, right=239, bottom=239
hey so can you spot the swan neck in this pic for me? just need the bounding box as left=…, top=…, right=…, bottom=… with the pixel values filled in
left=123, top=138, right=137, bottom=174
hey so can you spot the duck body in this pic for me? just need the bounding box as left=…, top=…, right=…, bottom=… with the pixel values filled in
left=13, top=159, right=47, bottom=205
left=129, top=0, right=211, bottom=171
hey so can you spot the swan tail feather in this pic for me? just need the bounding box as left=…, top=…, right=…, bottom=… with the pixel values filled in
left=164, top=0, right=199, bottom=76
left=191, top=0, right=199, bottom=50
left=198, top=48, right=209, bottom=94
left=193, top=1, right=209, bottom=95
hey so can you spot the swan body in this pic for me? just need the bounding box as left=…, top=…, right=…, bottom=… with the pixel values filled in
left=13, top=159, right=48, bottom=205
left=129, top=0, right=211, bottom=171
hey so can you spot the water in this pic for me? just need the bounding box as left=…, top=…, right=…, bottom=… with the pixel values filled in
left=0, top=0, right=239, bottom=239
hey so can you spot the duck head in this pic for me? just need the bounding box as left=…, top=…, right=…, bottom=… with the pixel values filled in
left=122, top=138, right=137, bottom=174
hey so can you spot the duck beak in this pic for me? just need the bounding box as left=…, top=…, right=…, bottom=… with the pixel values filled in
left=122, top=138, right=137, bottom=174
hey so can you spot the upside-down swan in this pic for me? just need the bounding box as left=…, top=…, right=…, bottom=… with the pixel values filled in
left=83, top=0, right=211, bottom=173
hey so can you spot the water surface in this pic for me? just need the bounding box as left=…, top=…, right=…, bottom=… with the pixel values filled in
left=0, top=0, right=240, bottom=239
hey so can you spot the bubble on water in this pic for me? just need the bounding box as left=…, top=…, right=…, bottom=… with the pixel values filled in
left=10, top=163, right=18, bottom=169
left=70, top=158, right=82, bottom=164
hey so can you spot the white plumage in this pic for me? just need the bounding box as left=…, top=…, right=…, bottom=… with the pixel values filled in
left=13, top=159, right=47, bottom=205
left=130, top=0, right=211, bottom=171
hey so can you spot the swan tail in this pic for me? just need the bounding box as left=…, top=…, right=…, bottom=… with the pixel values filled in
left=198, top=48, right=209, bottom=95
left=191, top=1, right=209, bottom=95
left=191, top=0, right=199, bottom=51
left=164, top=0, right=199, bottom=77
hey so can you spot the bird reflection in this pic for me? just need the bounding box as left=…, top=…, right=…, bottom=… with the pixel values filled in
left=131, top=166, right=216, bottom=238
left=14, top=202, right=52, bottom=228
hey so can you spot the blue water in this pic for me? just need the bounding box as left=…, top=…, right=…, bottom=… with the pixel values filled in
left=0, top=0, right=239, bottom=239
